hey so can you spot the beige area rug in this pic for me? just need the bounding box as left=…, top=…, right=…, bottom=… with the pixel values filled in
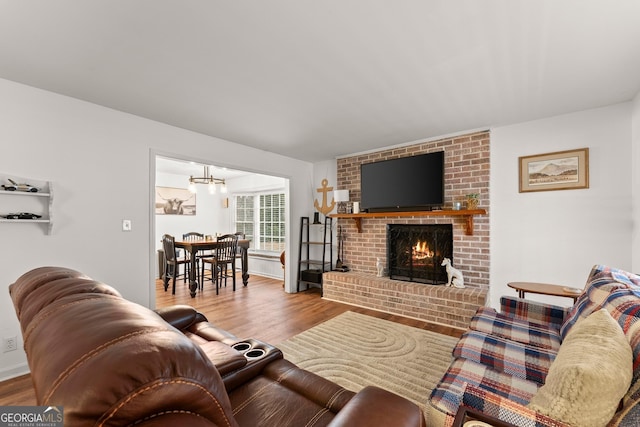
left=278, top=311, right=458, bottom=414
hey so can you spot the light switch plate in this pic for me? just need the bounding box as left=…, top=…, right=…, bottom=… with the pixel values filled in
left=122, top=219, right=132, bottom=231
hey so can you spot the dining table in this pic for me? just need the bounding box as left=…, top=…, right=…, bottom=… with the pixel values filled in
left=174, top=239, right=251, bottom=298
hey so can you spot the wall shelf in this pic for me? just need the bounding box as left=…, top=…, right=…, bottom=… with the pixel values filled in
left=0, top=175, right=54, bottom=235
left=329, top=209, right=486, bottom=235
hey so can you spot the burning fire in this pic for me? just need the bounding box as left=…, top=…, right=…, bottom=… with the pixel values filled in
left=413, top=241, right=434, bottom=260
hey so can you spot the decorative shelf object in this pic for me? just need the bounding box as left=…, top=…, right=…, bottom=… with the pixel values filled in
left=0, top=175, right=53, bottom=235
left=329, top=209, right=486, bottom=235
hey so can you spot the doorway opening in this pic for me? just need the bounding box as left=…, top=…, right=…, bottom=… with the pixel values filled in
left=153, top=155, right=289, bottom=301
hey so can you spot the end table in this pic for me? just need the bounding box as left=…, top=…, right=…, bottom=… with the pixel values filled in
left=507, top=281, right=582, bottom=302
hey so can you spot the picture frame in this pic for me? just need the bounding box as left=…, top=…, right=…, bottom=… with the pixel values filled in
left=155, top=186, right=196, bottom=215
left=519, top=148, right=589, bottom=193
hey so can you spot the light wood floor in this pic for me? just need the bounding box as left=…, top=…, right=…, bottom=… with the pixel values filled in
left=0, top=273, right=462, bottom=406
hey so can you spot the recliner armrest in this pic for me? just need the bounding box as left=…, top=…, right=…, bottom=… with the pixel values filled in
left=326, top=386, right=425, bottom=427
left=154, top=304, right=199, bottom=330
left=198, top=341, right=247, bottom=376
left=222, top=339, right=284, bottom=391
left=187, top=319, right=241, bottom=345
left=500, top=296, right=569, bottom=327
left=460, top=383, right=569, bottom=427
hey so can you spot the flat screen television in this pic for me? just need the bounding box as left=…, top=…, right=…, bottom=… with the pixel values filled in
left=360, top=151, right=444, bottom=212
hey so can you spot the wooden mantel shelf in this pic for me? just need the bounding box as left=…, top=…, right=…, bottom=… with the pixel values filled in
left=329, top=209, right=487, bottom=235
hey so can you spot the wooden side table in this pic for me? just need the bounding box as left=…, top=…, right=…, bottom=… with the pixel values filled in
left=507, top=282, right=583, bottom=302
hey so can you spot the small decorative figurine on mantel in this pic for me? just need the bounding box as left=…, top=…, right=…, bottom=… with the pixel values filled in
left=376, top=257, right=384, bottom=277
left=441, top=258, right=465, bottom=288
left=465, top=193, right=479, bottom=210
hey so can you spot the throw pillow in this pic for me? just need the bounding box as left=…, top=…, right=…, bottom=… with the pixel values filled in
left=528, top=309, right=632, bottom=427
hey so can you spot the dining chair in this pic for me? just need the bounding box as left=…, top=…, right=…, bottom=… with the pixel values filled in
left=234, top=231, right=245, bottom=263
left=182, top=231, right=205, bottom=285
left=201, top=234, right=238, bottom=295
left=161, top=234, right=190, bottom=295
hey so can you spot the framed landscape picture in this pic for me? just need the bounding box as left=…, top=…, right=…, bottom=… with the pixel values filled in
left=519, top=148, right=589, bottom=193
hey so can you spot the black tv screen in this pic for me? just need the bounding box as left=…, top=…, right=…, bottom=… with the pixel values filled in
left=360, top=151, right=444, bottom=212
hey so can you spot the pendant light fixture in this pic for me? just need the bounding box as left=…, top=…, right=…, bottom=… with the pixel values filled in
left=188, top=166, right=227, bottom=194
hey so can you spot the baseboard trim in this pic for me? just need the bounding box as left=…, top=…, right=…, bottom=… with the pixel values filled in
left=0, top=362, right=30, bottom=382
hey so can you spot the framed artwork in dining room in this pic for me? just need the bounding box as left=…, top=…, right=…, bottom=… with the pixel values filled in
left=519, top=148, right=589, bottom=193
left=155, top=186, right=196, bottom=215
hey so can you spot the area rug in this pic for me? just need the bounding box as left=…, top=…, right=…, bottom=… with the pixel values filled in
left=277, top=311, right=458, bottom=414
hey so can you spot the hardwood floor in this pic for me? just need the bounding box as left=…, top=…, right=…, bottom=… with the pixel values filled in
left=0, top=273, right=463, bottom=406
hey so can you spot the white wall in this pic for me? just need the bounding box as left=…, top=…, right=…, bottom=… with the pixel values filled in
left=632, top=93, right=640, bottom=273
left=0, top=78, right=313, bottom=380
left=490, top=103, right=633, bottom=308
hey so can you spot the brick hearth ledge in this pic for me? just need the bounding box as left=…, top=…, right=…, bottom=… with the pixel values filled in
left=323, top=272, right=487, bottom=330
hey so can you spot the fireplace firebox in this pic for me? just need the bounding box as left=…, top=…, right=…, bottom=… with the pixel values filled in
left=387, top=224, right=453, bottom=284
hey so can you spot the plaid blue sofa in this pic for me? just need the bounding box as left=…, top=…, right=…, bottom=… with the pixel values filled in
left=427, top=265, right=640, bottom=426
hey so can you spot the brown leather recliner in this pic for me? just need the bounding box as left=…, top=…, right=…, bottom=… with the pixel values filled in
left=9, top=267, right=425, bottom=427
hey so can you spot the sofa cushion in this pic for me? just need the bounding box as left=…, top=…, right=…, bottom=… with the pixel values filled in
left=9, top=266, right=123, bottom=336
left=229, top=358, right=355, bottom=426
left=470, top=307, right=562, bottom=351
left=453, top=330, right=556, bottom=385
left=560, top=265, right=640, bottom=340
left=561, top=266, right=640, bottom=383
left=529, top=309, right=633, bottom=427
left=461, top=383, right=570, bottom=427
left=428, top=357, right=540, bottom=417
left=23, top=292, right=240, bottom=426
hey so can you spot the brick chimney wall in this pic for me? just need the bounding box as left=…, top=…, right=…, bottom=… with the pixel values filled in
left=324, top=131, right=490, bottom=328
left=335, top=130, right=490, bottom=290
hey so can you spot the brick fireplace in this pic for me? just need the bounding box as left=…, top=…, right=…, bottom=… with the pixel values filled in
left=388, top=224, right=452, bottom=284
left=323, top=131, right=490, bottom=329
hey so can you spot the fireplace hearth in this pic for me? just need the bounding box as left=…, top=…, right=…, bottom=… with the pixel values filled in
left=387, top=224, right=453, bottom=285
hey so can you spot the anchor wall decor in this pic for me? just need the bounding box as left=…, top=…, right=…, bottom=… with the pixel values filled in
left=314, top=179, right=336, bottom=215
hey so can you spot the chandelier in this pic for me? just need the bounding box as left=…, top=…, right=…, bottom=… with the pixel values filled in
left=188, top=166, right=227, bottom=194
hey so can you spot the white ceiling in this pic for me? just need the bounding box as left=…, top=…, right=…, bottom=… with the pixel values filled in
left=1, top=1, right=639, bottom=163
left=155, top=157, right=251, bottom=180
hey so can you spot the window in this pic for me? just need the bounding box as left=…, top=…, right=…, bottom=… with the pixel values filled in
left=235, top=192, right=285, bottom=253
left=259, top=193, right=285, bottom=252
left=235, top=195, right=254, bottom=246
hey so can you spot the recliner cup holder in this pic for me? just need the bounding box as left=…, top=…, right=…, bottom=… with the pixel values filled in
left=231, top=341, right=267, bottom=360
left=245, top=348, right=266, bottom=360
left=231, top=342, right=252, bottom=352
